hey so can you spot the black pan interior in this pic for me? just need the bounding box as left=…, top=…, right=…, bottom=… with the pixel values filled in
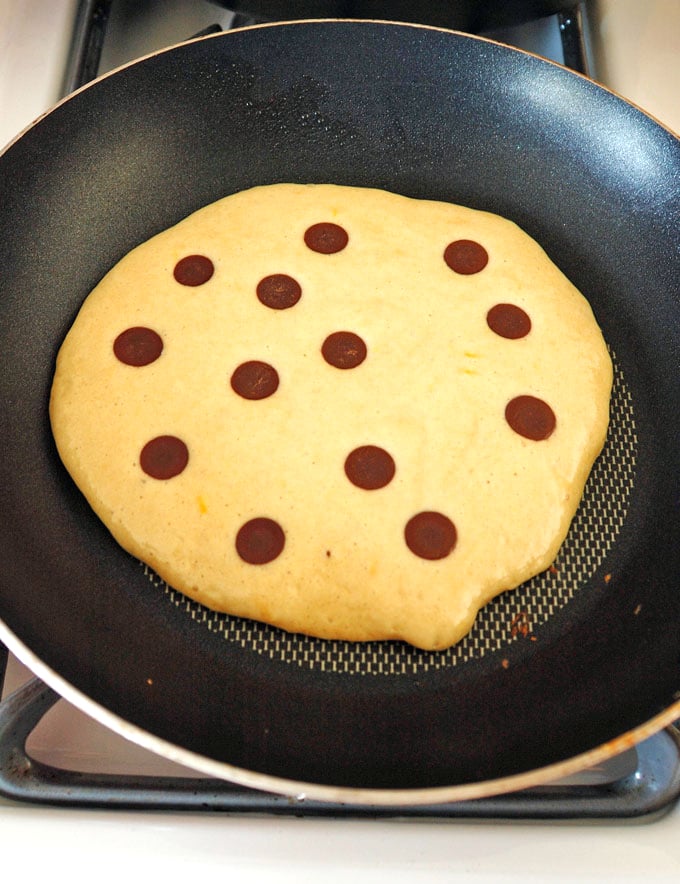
left=1, top=22, right=679, bottom=791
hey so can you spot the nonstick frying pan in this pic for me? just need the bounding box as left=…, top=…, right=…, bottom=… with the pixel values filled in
left=1, top=20, right=679, bottom=804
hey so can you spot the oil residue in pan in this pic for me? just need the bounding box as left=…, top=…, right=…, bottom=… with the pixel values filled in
left=143, top=348, right=636, bottom=676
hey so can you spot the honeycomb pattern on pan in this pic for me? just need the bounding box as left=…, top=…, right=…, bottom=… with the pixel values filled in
left=146, top=348, right=636, bottom=676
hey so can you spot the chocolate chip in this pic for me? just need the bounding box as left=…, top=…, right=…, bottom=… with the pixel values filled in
left=321, top=331, right=367, bottom=369
left=236, top=517, right=285, bottom=564
left=173, top=254, right=214, bottom=286
left=405, top=512, right=457, bottom=560
left=345, top=445, right=395, bottom=490
left=304, top=222, right=349, bottom=254
left=505, top=395, right=556, bottom=440
left=256, top=274, right=302, bottom=310
left=444, top=239, right=488, bottom=274
left=487, top=303, right=531, bottom=339
left=113, top=327, right=163, bottom=366
left=230, top=361, right=279, bottom=400
left=140, top=435, right=188, bottom=480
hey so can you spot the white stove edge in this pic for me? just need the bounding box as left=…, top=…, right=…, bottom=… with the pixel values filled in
left=1, top=0, right=680, bottom=879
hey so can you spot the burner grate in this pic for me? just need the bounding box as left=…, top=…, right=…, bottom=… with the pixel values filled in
left=60, top=1, right=590, bottom=97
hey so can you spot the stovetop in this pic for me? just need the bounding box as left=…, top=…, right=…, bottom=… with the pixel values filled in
left=2, top=656, right=680, bottom=884
left=1, top=1, right=679, bottom=879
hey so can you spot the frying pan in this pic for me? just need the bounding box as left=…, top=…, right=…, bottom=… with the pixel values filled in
left=1, top=20, right=678, bottom=805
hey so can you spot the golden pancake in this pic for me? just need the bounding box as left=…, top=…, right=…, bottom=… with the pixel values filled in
left=50, top=183, right=612, bottom=650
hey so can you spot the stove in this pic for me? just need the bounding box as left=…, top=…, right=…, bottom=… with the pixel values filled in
left=1, top=1, right=680, bottom=879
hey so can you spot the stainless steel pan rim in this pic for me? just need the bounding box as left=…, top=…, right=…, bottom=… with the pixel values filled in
left=3, top=621, right=680, bottom=806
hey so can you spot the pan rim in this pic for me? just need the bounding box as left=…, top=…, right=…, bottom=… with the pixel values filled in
left=1, top=18, right=677, bottom=165
left=3, top=619, right=679, bottom=806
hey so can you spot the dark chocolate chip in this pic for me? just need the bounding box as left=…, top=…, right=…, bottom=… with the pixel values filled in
left=236, top=517, right=285, bottom=564
left=505, top=395, right=556, bottom=440
left=113, top=327, right=163, bottom=366
left=321, top=331, right=367, bottom=369
left=230, top=361, right=279, bottom=400
left=173, top=254, right=214, bottom=286
left=404, top=512, right=457, bottom=560
left=487, top=303, right=531, bottom=339
left=256, top=274, right=302, bottom=310
left=444, top=239, right=488, bottom=274
left=304, top=222, right=349, bottom=254
left=345, top=445, right=396, bottom=490
left=140, top=435, right=188, bottom=480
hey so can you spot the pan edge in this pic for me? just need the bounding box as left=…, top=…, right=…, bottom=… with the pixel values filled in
left=3, top=619, right=679, bottom=807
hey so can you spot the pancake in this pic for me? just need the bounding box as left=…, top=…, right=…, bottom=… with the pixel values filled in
left=49, top=183, right=612, bottom=650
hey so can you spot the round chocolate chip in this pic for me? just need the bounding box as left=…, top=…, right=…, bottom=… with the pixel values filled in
left=173, top=254, right=214, bottom=286
left=505, top=395, right=556, bottom=441
left=236, top=517, right=285, bottom=565
left=113, top=327, right=163, bottom=366
left=345, top=445, right=396, bottom=490
left=487, top=303, right=531, bottom=339
left=444, top=239, right=488, bottom=274
left=140, top=435, right=188, bottom=480
left=256, top=274, right=302, bottom=310
left=321, top=331, right=367, bottom=369
left=230, top=361, right=279, bottom=400
left=304, top=222, right=349, bottom=254
left=405, top=512, right=457, bottom=560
